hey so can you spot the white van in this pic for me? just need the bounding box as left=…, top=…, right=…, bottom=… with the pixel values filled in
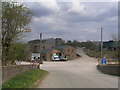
left=52, top=55, right=60, bottom=61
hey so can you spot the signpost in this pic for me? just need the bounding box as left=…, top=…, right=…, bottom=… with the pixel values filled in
left=102, top=58, right=106, bottom=64
left=31, top=53, right=40, bottom=69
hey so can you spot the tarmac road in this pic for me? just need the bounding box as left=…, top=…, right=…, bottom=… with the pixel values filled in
left=37, top=48, right=118, bottom=88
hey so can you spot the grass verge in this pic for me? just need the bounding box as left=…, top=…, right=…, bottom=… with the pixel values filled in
left=84, top=49, right=118, bottom=58
left=2, top=69, right=49, bottom=88
left=85, top=50, right=100, bottom=58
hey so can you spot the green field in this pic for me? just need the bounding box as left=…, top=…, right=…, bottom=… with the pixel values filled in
left=2, top=69, right=48, bottom=88
left=84, top=49, right=118, bottom=58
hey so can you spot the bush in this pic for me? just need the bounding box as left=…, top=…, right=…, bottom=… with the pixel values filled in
left=7, top=43, right=27, bottom=64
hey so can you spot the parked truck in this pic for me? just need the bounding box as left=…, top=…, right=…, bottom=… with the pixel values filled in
left=52, top=55, right=60, bottom=61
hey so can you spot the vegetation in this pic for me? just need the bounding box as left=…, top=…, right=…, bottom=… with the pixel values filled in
left=66, top=40, right=100, bottom=50
left=84, top=49, right=100, bottom=58
left=2, top=69, right=48, bottom=88
left=7, top=43, right=28, bottom=64
left=66, top=40, right=118, bottom=59
left=85, top=49, right=118, bottom=58
left=2, top=2, right=32, bottom=65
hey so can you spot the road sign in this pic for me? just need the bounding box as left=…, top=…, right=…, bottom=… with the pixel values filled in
left=102, top=58, right=106, bottom=64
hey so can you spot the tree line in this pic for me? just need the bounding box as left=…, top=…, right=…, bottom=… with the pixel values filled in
left=66, top=40, right=100, bottom=51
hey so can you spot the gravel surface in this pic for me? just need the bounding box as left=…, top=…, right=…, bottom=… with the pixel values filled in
left=37, top=48, right=118, bottom=88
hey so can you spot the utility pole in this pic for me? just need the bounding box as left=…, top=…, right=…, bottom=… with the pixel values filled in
left=101, top=27, right=103, bottom=61
left=38, top=33, right=42, bottom=69
left=40, top=33, right=42, bottom=56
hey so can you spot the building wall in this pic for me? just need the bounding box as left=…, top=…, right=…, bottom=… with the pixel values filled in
left=97, top=65, right=120, bottom=76
left=28, top=38, right=65, bottom=54
left=27, top=39, right=56, bottom=61
left=27, top=39, right=76, bottom=61
left=41, top=49, right=61, bottom=61
left=27, top=40, right=40, bottom=61
left=28, top=40, right=55, bottom=53
left=62, top=46, right=76, bottom=60
left=41, top=53, right=51, bottom=61
left=2, top=65, right=37, bottom=83
left=42, top=42, right=55, bottom=49
left=55, top=38, right=65, bottom=46
left=41, top=46, right=76, bottom=61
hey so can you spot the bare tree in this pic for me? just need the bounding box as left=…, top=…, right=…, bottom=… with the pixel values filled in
left=112, top=33, right=118, bottom=41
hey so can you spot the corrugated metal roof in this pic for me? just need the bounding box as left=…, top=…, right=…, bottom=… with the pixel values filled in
left=54, top=45, right=70, bottom=49
left=41, top=49, right=52, bottom=53
left=41, top=45, right=72, bottom=53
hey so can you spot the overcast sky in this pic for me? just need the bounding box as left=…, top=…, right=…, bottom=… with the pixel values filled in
left=21, top=1, right=118, bottom=42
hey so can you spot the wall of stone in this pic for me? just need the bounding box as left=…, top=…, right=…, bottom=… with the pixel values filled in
left=2, top=65, right=38, bottom=83
left=97, top=65, right=120, bottom=76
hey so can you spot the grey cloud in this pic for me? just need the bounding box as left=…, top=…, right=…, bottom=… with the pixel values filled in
left=23, top=2, right=118, bottom=42
left=32, top=6, right=54, bottom=17
left=56, top=2, right=118, bottom=23
left=24, top=2, right=56, bottom=17
left=57, top=2, right=71, bottom=11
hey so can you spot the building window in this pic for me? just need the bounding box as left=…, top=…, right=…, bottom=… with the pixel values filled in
left=67, top=49, right=70, bottom=52
left=34, top=45, right=37, bottom=48
left=43, top=46, right=45, bottom=49
left=72, top=50, right=74, bottom=52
